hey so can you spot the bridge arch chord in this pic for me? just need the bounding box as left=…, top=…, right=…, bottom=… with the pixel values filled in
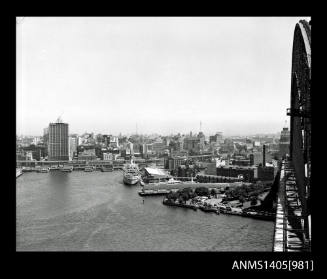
left=289, top=20, right=311, bottom=239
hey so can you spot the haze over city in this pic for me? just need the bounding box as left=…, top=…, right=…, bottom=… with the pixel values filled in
left=16, top=17, right=308, bottom=136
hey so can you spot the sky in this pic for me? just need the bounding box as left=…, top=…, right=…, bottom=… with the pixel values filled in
left=16, top=16, right=310, bottom=136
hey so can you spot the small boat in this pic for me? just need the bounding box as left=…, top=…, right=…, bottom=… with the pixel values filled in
left=101, top=166, right=113, bottom=172
left=37, top=167, right=50, bottom=173
left=60, top=166, right=73, bottom=172
left=49, top=166, right=59, bottom=171
left=22, top=167, right=33, bottom=172
left=84, top=166, right=95, bottom=172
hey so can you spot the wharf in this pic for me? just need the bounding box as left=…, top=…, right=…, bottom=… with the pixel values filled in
left=16, top=169, right=23, bottom=178
left=161, top=197, right=274, bottom=220
left=162, top=199, right=198, bottom=210
left=138, top=189, right=170, bottom=196
left=143, top=182, right=248, bottom=191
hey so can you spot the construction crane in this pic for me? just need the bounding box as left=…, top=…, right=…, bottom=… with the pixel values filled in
left=56, top=112, right=64, bottom=123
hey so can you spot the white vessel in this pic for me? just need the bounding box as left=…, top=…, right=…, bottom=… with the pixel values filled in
left=16, top=168, right=23, bottom=178
left=123, top=159, right=140, bottom=185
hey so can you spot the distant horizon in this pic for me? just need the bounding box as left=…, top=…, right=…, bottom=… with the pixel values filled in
left=17, top=17, right=306, bottom=136
left=16, top=127, right=283, bottom=138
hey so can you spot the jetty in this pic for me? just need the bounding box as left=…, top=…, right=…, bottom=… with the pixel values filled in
left=16, top=168, right=23, bottom=178
left=162, top=198, right=198, bottom=211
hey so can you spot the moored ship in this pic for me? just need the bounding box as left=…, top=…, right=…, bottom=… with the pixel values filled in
left=123, top=159, right=140, bottom=185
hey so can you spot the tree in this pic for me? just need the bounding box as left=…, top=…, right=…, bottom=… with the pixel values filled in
left=167, top=191, right=179, bottom=201
left=195, top=187, right=210, bottom=197
left=210, top=189, right=217, bottom=197
left=181, top=193, right=189, bottom=203
left=250, top=199, right=257, bottom=206
left=239, top=196, right=245, bottom=206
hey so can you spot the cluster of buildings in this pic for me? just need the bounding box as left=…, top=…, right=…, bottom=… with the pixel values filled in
left=161, top=129, right=290, bottom=183
left=16, top=118, right=290, bottom=184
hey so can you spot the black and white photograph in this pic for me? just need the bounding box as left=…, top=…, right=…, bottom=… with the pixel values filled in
left=16, top=16, right=311, bottom=255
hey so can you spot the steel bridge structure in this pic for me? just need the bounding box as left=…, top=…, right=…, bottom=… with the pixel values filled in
left=273, top=19, right=311, bottom=252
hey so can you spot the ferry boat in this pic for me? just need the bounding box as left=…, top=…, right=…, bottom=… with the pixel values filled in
left=49, top=166, right=59, bottom=171
left=101, top=166, right=113, bottom=172
left=60, top=165, right=73, bottom=172
left=84, top=166, right=95, bottom=172
left=37, top=167, right=50, bottom=173
left=123, top=159, right=140, bottom=185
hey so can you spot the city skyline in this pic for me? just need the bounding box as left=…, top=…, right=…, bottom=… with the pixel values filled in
left=17, top=17, right=308, bottom=136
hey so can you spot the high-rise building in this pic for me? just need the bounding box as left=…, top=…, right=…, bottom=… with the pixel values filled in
left=48, top=119, right=69, bottom=161
left=279, top=127, right=290, bottom=158
left=43, top=128, right=49, bottom=149
left=69, top=136, right=77, bottom=160
left=209, top=132, right=223, bottom=144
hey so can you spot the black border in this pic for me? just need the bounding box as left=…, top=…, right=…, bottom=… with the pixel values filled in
left=8, top=15, right=322, bottom=274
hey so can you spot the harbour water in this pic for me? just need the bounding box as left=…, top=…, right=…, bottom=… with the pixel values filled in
left=16, top=171, right=274, bottom=251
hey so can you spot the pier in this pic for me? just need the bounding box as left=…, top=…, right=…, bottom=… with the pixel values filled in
left=16, top=168, right=23, bottom=178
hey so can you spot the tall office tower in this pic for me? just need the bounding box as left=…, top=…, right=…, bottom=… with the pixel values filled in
left=279, top=127, right=290, bottom=158
left=48, top=118, right=69, bottom=161
left=69, top=136, right=77, bottom=160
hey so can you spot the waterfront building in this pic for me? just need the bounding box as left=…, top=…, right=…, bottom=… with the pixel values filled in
left=43, top=128, right=49, bottom=156
left=103, top=152, right=113, bottom=161
left=48, top=119, right=69, bottom=161
left=216, top=166, right=256, bottom=182
left=69, top=136, right=77, bottom=161
left=77, top=148, right=97, bottom=161
left=16, top=150, right=26, bottom=161
left=142, top=167, right=171, bottom=183
left=26, top=151, right=33, bottom=161
left=164, top=156, right=186, bottom=170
